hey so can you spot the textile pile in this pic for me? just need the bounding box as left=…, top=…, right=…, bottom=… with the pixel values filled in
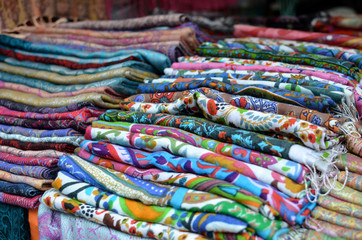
left=0, top=12, right=361, bottom=240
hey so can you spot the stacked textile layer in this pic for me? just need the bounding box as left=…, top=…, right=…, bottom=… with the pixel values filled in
left=7, top=14, right=207, bottom=62
left=0, top=32, right=169, bottom=219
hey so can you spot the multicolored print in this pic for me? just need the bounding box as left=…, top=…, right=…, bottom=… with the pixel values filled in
left=120, top=92, right=342, bottom=150
left=86, top=127, right=305, bottom=197
left=41, top=189, right=209, bottom=240
left=57, top=155, right=287, bottom=239
left=311, top=206, right=361, bottom=230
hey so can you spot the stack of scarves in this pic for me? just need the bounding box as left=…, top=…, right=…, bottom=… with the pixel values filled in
left=0, top=27, right=172, bottom=215
left=312, top=15, right=362, bottom=37
left=7, top=14, right=207, bottom=62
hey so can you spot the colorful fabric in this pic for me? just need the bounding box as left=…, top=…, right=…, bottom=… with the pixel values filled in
left=324, top=182, right=362, bottom=206
left=120, top=92, right=342, bottom=150
left=304, top=217, right=362, bottom=240
left=0, top=170, right=52, bottom=191
left=195, top=44, right=361, bottom=80
left=54, top=171, right=251, bottom=235
left=0, top=116, right=88, bottom=133
left=92, top=120, right=308, bottom=184
left=0, top=106, right=103, bottom=122
left=75, top=146, right=278, bottom=219
left=317, top=194, right=362, bottom=218
left=0, top=180, right=42, bottom=198
left=125, top=87, right=348, bottom=134
left=41, top=189, right=208, bottom=240
left=337, top=171, right=362, bottom=191
left=137, top=79, right=339, bottom=114
left=38, top=202, right=150, bottom=240
left=0, top=145, right=65, bottom=158
left=0, top=202, right=30, bottom=240
left=0, top=138, right=76, bottom=153
left=0, top=152, right=58, bottom=167
left=0, top=192, right=41, bottom=209
left=85, top=127, right=305, bottom=197
left=0, top=160, right=58, bottom=179
left=311, top=206, right=361, bottom=230
left=233, top=24, right=362, bottom=50
left=99, top=110, right=334, bottom=172
left=335, top=153, right=362, bottom=174
left=58, top=154, right=287, bottom=238
left=0, top=124, right=82, bottom=138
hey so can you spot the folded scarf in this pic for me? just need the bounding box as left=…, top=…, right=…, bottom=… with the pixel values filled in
left=304, top=217, right=362, bottom=240
left=0, top=170, right=52, bottom=191
left=337, top=171, right=362, bottom=191
left=75, top=146, right=278, bottom=219
left=54, top=171, right=251, bottom=236
left=0, top=116, right=88, bottom=133
left=0, top=152, right=57, bottom=167
left=120, top=92, right=342, bottom=150
left=125, top=88, right=349, bottom=135
left=0, top=124, right=82, bottom=138
left=38, top=202, right=152, bottom=240
left=0, top=180, right=42, bottom=197
left=317, top=195, right=362, bottom=218
left=0, top=160, right=58, bottom=179
left=0, top=106, right=103, bottom=122
left=0, top=202, right=31, bottom=240
left=92, top=120, right=308, bottom=184
left=0, top=99, right=98, bottom=114
left=0, top=35, right=171, bottom=72
left=137, top=79, right=339, bottom=114
left=85, top=127, right=304, bottom=197
left=0, top=145, right=64, bottom=158
left=323, top=182, right=362, bottom=206
left=0, top=71, right=138, bottom=96
left=55, top=14, right=189, bottom=30
left=0, top=88, right=121, bottom=109
left=311, top=206, right=361, bottom=230
left=0, top=192, right=41, bottom=209
left=0, top=138, right=76, bottom=153
left=0, top=132, right=84, bottom=146
left=233, top=24, right=362, bottom=50
left=335, top=153, right=362, bottom=174
left=195, top=44, right=361, bottom=80
left=58, top=154, right=287, bottom=238
left=41, top=189, right=209, bottom=240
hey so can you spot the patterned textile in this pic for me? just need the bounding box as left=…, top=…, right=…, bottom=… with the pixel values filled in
left=0, top=138, right=76, bottom=153
left=137, top=79, right=339, bottom=114
left=0, top=202, right=30, bottom=240
left=304, top=217, right=362, bottom=240
left=0, top=152, right=58, bottom=167
left=233, top=24, right=362, bottom=50
left=38, top=203, right=151, bottom=240
left=92, top=120, right=308, bottom=184
left=41, top=189, right=209, bottom=240
left=0, top=192, right=41, bottom=209
left=0, top=35, right=171, bottom=72
left=337, top=171, right=362, bottom=191
left=0, top=180, right=42, bottom=197
left=317, top=195, right=362, bottom=218
left=311, top=206, right=361, bottom=230
left=324, top=182, right=362, bottom=206
left=99, top=110, right=333, bottom=171
left=335, top=153, right=362, bottom=174
left=55, top=14, right=189, bottom=30
left=195, top=44, right=361, bottom=80
left=85, top=127, right=305, bottom=197
left=0, top=132, right=84, bottom=146
left=0, top=170, right=52, bottom=191
left=125, top=87, right=348, bottom=134
left=54, top=171, right=252, bottom=235
left=0, top=160, right=58, bottom=179
left=0, top=145, right=64, bottom=158
left=0, top=99, right=98, bottom=114
left=0, top=116, right=88, bottom=133
left=75, top=147, right=278, bottom=219
left=0, top=124, right=82, bottom=137
left=0, top=106, right=103, bottom=122
left=57, top=154, right=287, bottom=239
left=120, top=92, right=342, bottom=150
